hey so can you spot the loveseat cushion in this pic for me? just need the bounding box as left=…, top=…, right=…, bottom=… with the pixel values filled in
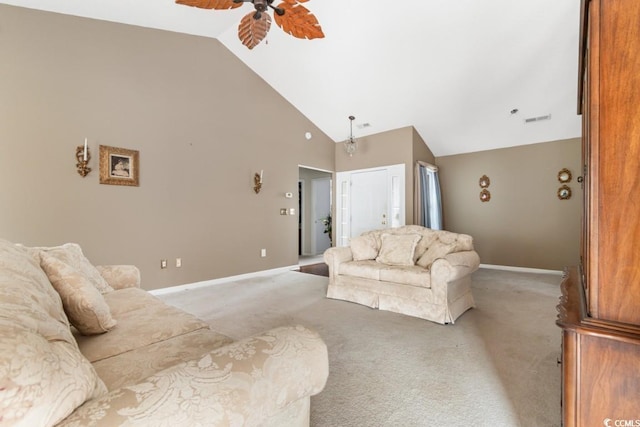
left=350, top=234, right=379, bottom=261
left=379, top=265, right=431, bottom=288
left=0, top=239, right=106, bottom=426
left=339, top=260, right=382, bottom=280
left=40, top=253, right=117, bottom=335
left=75, top=287, right=210, bottom=363
left=375, top=233, right=421, bottom=266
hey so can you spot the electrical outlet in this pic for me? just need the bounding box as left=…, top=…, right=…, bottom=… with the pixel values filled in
left=160, top=259, right=167, bottom=269
left=176, top=258, right=182, bottom=268
left=261, top=249, right=267, bottom=257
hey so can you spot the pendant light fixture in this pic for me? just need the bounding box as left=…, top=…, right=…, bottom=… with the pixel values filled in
left=345, top=115, right=357, bottom=157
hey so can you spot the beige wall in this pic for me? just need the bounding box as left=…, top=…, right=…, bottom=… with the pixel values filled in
left=436, top=138, right=582, bottom=270
left=0, top=5, right=334, bottom=290
left=335, top=126, right=435, bottom=224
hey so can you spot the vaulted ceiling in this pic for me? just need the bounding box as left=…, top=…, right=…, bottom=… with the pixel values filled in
left=1, top=0, right=583, bottom=156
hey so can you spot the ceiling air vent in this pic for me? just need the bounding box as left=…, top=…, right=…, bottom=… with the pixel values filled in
left=524, top=114, right=552, bottom=124
left=357, top=123, right=371, bottom=129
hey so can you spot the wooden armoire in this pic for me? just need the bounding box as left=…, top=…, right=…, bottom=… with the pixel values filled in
left=556, top=0, right=640, bottom=425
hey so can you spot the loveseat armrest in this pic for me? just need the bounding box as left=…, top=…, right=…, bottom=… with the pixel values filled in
left=442, top=250, right=480, bottom=275
left=57, top=326, right=329, bottom=427
left=323, top=247, right=353, bottom=280
left=95, top=265, right=141, bottom=290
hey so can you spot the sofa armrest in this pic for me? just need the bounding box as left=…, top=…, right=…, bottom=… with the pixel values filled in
left=95, top=265, right=141, bottom=290
left=323, top=247, right=353, bottom=279
left=57, top=326, right=328, bottom=427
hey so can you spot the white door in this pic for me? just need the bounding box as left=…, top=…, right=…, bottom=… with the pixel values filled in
left=350, top=169, right=388, bottom=238
left=335, top=164, right=405, bottom=246
left=312, top=178, right=331, bottom=254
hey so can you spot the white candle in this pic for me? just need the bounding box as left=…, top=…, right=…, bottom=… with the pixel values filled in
left=83, top=138, right=88, bottom=161
left=260, top=170, right=263, bottom=183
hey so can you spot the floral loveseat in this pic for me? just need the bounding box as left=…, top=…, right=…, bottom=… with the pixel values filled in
left=324, top=225, right=480, bottom=324
left=0, top=239, right=328, bottom=426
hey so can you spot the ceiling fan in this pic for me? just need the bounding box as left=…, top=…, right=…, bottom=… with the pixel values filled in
left=175, top=0, right=325, bottom=50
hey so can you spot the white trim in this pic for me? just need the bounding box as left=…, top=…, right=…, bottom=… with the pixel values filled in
left=298, top=164, right=333, bottom=174
left=479, top=264, right=563, bottom=275
left=299, top=178, right=310, bottom=256
left=149, top=265, right=298, bottom=296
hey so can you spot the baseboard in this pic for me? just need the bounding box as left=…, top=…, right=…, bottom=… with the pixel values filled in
left=479, top=264, right=562, bottom=275
left=149, top=265, right=299, bottom=296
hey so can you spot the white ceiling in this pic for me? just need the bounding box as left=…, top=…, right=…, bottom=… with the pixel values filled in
left=2, top=0, right=583, bottom=156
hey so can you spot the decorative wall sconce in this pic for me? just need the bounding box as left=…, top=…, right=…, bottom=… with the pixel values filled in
left=75, top=138, right=91, bottom=177
left=479, top=174, right=491, bottom=202
left=253, top=170, right=263, bottom=194
left=558, top=185, right=572, bottom=200
left=557, top=168, right=572, bottom=183
left=557, top=168, right=572, bottom=200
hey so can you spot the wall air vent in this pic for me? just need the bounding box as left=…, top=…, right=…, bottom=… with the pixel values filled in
left=524, top=114, right=552, bottom=124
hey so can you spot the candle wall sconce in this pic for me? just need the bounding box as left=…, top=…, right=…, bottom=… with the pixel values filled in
left=558, top=185, right=572, bottom=200
left=557, top=169, right=572, bottom=200
left=557, top=168, right=572, bottom=183
left=253, top=170, right=263, bottom=194
left=479, top=174, right=491, bottom=202
left=75, top=139, right=91, bottom=177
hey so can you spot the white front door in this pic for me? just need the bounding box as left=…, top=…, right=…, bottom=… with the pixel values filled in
left=312, top=177, right=331, bottom=254
left=350, top=169, right=388, bottom=238
left=335, top=164, right=405, bottom=246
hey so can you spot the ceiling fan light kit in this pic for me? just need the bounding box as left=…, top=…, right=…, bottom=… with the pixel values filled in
left=176, top=0, right=324, bottom=50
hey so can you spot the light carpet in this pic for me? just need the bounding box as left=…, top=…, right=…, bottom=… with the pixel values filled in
left=158, top=268, right=562, bottom=427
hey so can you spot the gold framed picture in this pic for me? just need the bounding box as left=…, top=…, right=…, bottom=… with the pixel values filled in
left=99, top=145, right=139, bottom=186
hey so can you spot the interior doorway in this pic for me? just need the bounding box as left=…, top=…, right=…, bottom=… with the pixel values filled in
left=298, top=166, right=332, bottom=262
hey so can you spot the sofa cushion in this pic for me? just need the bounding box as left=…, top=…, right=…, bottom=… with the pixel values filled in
left=350, top=234, right=379, bottom=261
left=34, top=243, right=114, bottom=294
left=40, top=253, right=117, bottom=335
left=0, top=239, right=106, bottom=426
left=93, top=328, right=233, bottom=390
left=376, top=233, right=421, bottom=266
left=75, top=288, right=210, bottom=363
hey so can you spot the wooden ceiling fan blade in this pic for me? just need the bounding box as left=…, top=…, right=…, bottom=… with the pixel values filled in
left=175, top=0, right=243, bottom=10
left=238, top=11, right=272, bottom=49
left=274, top=2, right=324, bottom=40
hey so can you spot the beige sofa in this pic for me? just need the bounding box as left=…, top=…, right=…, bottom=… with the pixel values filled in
left=0, top=239, right=328, bottom=426
left=324, top=225, right=480, bottom=324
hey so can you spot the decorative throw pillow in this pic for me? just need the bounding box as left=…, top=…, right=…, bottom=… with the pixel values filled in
left=38, top=243, right=113, bottom=294
left=40, top=254, right=117, bottom=335
left=350, top=234, right=379, bottom=261
left=375, top=233, right=421, bottom=266
left=416, top=241, right=458, bottom=269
